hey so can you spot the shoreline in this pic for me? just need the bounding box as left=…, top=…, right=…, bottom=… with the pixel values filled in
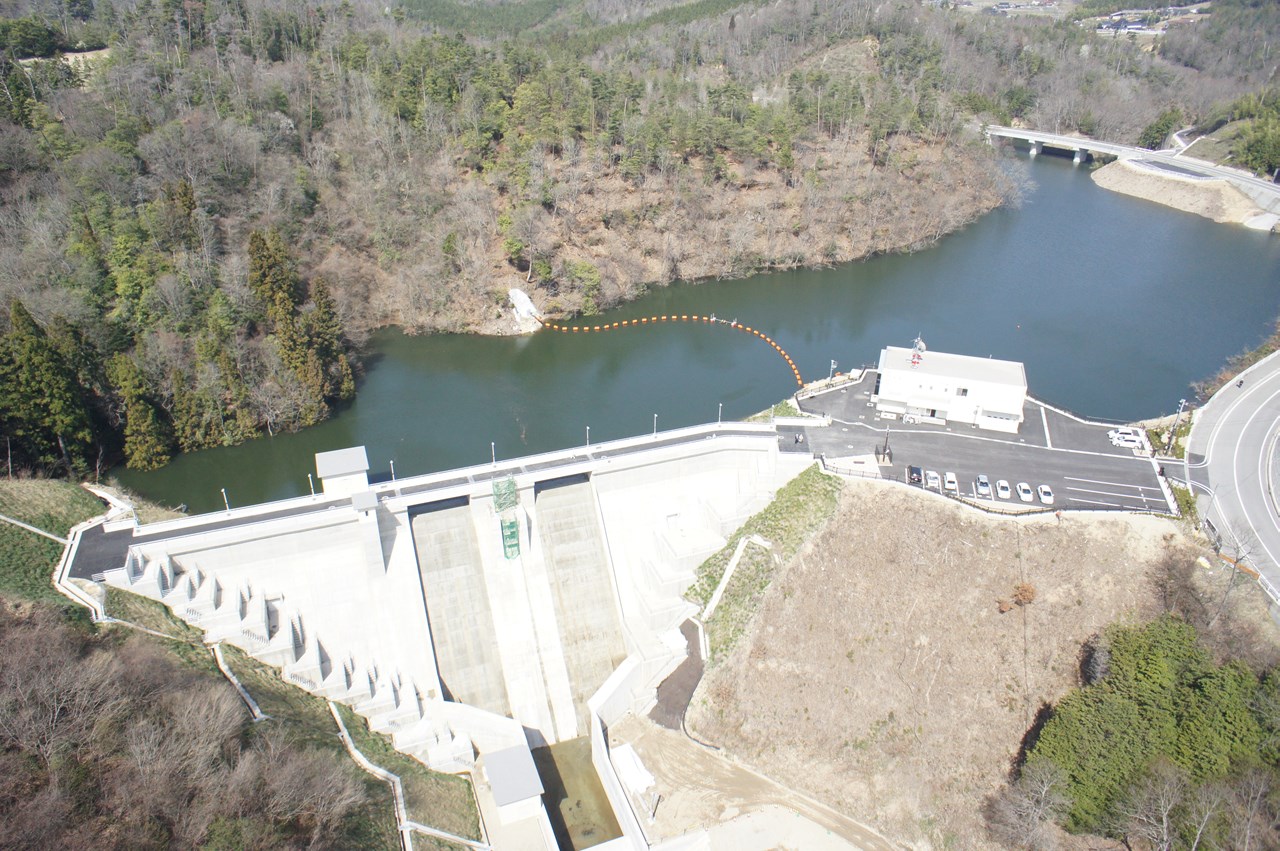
left=1090, top=158, right=1270, bottom=228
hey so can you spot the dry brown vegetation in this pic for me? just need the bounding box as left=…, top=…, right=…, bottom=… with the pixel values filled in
left=686, top=481, right=1280, bottom=849
left=325, top=126, right=1013, bottom=335
left=0, top=603, right=381, bottom=850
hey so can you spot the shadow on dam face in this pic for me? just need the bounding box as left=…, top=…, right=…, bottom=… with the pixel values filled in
left=533, top=737, right=622, bottom=850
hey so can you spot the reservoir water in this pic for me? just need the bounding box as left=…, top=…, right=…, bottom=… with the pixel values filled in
left=118, top=155, right=1280, bottom=513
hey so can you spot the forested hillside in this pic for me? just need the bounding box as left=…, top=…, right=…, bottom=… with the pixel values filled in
left=0, top=0, right=1271, bottom=474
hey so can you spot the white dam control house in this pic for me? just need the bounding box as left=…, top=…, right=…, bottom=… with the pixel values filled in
left=94, top=423, right=813, bottom=850
left=873, top=339, right=1027, bottom=433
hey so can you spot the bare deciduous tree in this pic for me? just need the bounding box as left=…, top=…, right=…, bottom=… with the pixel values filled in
left=987, top=760, right=1068, bottom=850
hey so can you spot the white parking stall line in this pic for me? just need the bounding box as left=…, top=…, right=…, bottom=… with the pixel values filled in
left=1041, top=406, right=1053, bottom=449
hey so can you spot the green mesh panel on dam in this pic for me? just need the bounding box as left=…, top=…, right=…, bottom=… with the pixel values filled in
left=501, top=518, right=520, bottom=559
left=493, top=477, right=518, bottom=512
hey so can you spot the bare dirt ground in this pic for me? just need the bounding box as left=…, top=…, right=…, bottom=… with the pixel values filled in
left=611, top=714, right=896, bottom=850
left=1091, top=159, right=1260, bottom=224
left=684, top=480, right=1265, bottom=849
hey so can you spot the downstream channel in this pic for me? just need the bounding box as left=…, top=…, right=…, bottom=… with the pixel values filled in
left=118, top=155, right=1280, bottom=513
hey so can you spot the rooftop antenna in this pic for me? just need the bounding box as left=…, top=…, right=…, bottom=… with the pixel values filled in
left=911, top=334, right=925, bottom=368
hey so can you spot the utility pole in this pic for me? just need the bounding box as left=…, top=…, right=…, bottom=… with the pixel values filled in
left=1165, top=398, right=1187, bottom=456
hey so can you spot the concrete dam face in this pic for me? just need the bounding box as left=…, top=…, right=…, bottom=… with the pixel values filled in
left=409, top=477, right=629, bottom=741
left=97, top=422, right=810, bottom=846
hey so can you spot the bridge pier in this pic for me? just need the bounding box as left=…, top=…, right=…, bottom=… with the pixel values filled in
left=1073, top=148, right=1088, bottom=166
left=1027, top=141, right=1043, bottom=158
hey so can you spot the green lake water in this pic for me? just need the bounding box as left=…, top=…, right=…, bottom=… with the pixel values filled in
left=118, top=154, right=1280, bottom=512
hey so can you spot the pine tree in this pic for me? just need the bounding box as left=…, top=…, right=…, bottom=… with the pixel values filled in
left=106, top=354, right=172, bottom=470
left=248, top=229, right=299, bottom=311
left=0, top=301, right=96, bottom=472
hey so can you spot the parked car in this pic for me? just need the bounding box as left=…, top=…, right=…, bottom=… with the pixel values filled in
left=1037, top=484, right=1055, bottom=505
left=907, top=465, right=923, bottom=485
left=996, top=479, right=1012, bottom=500
left=925, top=470, right=941, bottom=490
left=1108, top=427, right=1142, bottom=440
left=976, top=475, right=992, bottom=498
left=1112, top=434, right=1144, bottom=447
left=1016, top=482, right=1034, bottom=502
left=944, top=472, right=958, bottom=492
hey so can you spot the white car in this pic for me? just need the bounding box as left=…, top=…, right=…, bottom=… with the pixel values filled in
left=1037, top=484, right=1055, bottom=505
left=976, top=475, right=992, bottom=498
left=925, top=470, right=941, bottom=490
left=996, top=480, right=1011, bottom=500
left=1016, top=482, right=1034, bottom=502
left=944, top=472, right=958, bottom=492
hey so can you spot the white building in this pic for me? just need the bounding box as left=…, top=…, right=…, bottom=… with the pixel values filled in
left=874, top=342, right=1027, bottom=434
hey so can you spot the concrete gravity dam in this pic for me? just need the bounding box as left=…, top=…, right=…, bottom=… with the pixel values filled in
left=71, top=422, right=827, bottom=849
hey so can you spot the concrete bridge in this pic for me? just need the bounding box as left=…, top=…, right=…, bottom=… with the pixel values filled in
left=984, top=124, right=1280, bottom=221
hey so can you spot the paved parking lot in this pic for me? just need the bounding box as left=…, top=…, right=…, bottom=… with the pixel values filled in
left=785, top=373, right=1171, bottom=513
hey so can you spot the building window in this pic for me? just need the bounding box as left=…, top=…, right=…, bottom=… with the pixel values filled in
left=956, top=388, right=969, bottom=397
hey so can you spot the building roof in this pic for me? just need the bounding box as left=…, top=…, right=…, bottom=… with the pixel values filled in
left=315, top=446, right=370, bottom=479
left=486, top=745, right=544, bottom=806
left=878, top=346, right=1026, bottom=389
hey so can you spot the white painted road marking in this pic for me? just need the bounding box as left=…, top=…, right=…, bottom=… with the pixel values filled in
left=1064, top=475, right=1161, bottom=490
left=1041, top=406, right=1052, bottom=449
left=1067, top=485, right=1157, bottom=501
left=1069, top=496, right=1131, bottom=508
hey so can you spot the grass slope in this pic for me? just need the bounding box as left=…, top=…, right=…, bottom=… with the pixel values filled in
left=0, top=479, right=103, bottom=604
left=687, top=463, right=843, bottom=660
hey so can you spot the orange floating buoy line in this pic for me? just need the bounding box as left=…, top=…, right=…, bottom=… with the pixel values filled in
left=536, top=314, right=804, bottom=387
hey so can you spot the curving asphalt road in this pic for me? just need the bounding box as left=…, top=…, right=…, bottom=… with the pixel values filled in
left=1185, top=350, right=1280, bottom=600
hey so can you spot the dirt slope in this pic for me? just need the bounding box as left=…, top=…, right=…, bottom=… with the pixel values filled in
left=686, top=481, right=1188, bottom=849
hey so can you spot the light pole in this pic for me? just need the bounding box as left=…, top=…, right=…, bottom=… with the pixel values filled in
left=491, top=441, right=496, bottom=465
left=586, top=425, right=590, bottom=447
left=1165, top=398, right=1187, bottom=456
left=307, top=474, right=315, bottom=496
left=829, top=359, right=838, bottom=381
left=718, top=402, right=723, bottom=424
left=221, top=488, right=230, bottom=512
left=653, top=414, right=658, bottom=437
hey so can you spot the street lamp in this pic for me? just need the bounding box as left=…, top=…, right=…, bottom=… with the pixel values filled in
left=221, top=488, right=230, bottom=512
left=307, top=473, right=315, bottom=496
left=586, top=425, right=590, bottom=447
left=390, top=460, right=396, bottom=482
left=718, top=402, right=723, bottom=424
left=491, top=441, right=496, bottom=465
left=653, top=414, right=658, bottom=437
